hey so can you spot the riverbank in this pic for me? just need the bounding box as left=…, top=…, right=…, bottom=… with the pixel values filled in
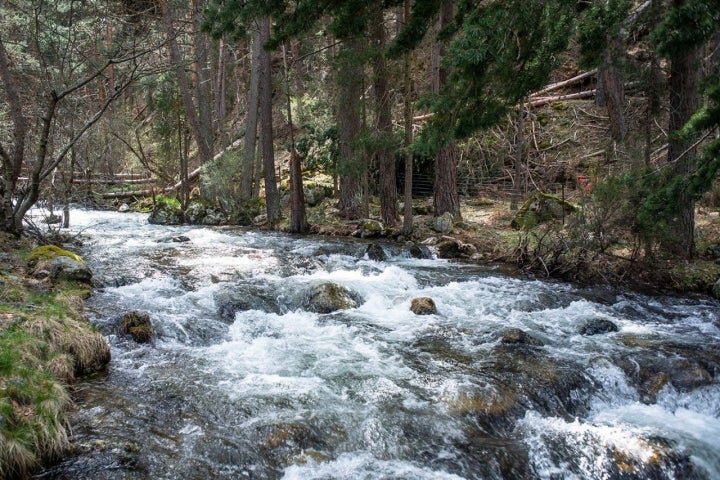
left=0, top=233, right=110, bottom=478
left=271, top=196, right=720, bottom=299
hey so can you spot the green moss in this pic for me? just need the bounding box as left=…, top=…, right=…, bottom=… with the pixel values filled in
left=27, top=245, right=84, bottom=265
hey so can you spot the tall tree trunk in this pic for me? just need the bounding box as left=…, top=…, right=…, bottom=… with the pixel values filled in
left=214, top=38, right=228, bottom=146
left=258, top=17, right=280, bottom=224
left=336, top=38, right=364, bottom=219
left=433, top=1, right=460, bottom=219
left=0, top=34, right=27, bottom=234
left=242, top=26, right=261, bottom=199
left=284, top=44, right=308, bottom=234
left=191, top=0, right=213, bottom=162
left=160, top=0, right=213, bottom=166
left=402, top=0, right=414, bottom=236
left=371, top=5, right=397, bottom=227
left=665, top=39, right=703, bottom=259
left=511, top=107, right=525, bottom=210
left=598, top=38, right=627, bottom=142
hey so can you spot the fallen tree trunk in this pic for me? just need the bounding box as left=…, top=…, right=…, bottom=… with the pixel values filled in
left=101, top=138, right=243, bottom=199
left=530, top=69, right=597, bottom=98
left=526, top=89, right=597, bottom=108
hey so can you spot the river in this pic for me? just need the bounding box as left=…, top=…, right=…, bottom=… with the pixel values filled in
left=36, top=209, right=720, bottom=479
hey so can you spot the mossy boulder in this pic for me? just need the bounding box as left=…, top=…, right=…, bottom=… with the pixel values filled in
left=28, top=245, right=84, bottom=265
left=353, top=219, right=385, bottom=238
left=433, top=212, right=455, bottom=234
left=511, top=191, right=577, bottom=230
left=410, top=297, right=437, bottom=315
left=148, top=202, right=183, bottom=225
left=119, top=311, right=153, bottom=343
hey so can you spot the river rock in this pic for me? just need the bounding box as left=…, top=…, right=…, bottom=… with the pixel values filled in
left=410, top=297, right=437, bottom=315
left=50, top=256, right=93, bottom=284
left=436, top=238, right=463, bottom=259
left=118, top=203, right=130, bottom=212
left=712, top=278, right=720, bottom=299
left=404, top=242, right=433, bottom=259
left=499, top=328, right=544, bottom=346
left=185, top=201, right=207, bottom=224
left=305, top=282, right=360, bottom=313
left=366, top=243, right=387, bottom=261
left=511, top=191, right=577, bottom=230
left=119, top=311, right=153, bottom=343
left=214, top=286, right=279, bottom=320
left=355, top=219, right=384, bottom=238
left=202, top=208, right=227, bottom=225
left=433, top=212, right=455, bottom=234
left=148, top=203, right=183, bottom=225
left=579, top=318, right=619, bottom=336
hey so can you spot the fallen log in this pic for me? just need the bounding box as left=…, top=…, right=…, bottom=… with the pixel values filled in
left=526, top=89, right=597, bottom=108
left=101, top=138, right=243, bottom=199
left=530, top=69, right=598, bottom=98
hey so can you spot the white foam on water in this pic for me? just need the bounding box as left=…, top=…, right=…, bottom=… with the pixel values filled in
left=282, top=452, right=467, bottom=480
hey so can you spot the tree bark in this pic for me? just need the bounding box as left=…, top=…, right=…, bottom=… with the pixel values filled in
left=191, top=0, right=214, bottom=161
left=402, top=0, right=414, bottom=236
left=665, top=38, right=703, bottom=259
left=0, top=34, right=27, bottom=234
left=258, top=17, right=280, bottom=224
left=242, top=26, right=261, bottom=199
left=284, top=43, right=308, bottom=234
left=371, top=6, right=397, bottom=227
left=598, top=39, right=627, bottom=142
left=336, top=38, right=364, bottom=219
left=433, top=1, right=460, bottom=219
left=511, top=107, right=525, bottom=210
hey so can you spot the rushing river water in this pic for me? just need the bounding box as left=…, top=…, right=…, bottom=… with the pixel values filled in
left=36, top=209, right=720, bottom=480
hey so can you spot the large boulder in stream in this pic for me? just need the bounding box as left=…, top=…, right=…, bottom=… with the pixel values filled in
left=119, top=311, right=153, bottom=343
left=410, top=297, right=437, bottom=315
left=49, top=256, right=93, bottom=284
left=213, top=285, right=280, bottom=320
left=305, top=282, right=360, bottom=313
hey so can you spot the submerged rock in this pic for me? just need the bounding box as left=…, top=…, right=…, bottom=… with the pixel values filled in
left=404, top=242, right=433, bottom=259
left=410, top=297, right=437, bottom=315
left=305, top=282, right=360, bottom=313
left=119, top=311, right=153, bottom=343
left=579, top=318, right=619, bottom=336
left=499, top=328, right=544, bottom=346
left=213, top=285, right=280, bottom=320
left=366, top=242, right=387, bottom=261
